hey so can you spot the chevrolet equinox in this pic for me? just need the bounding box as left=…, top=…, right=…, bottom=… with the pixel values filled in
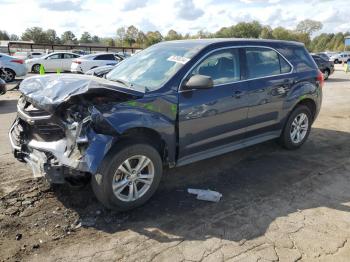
left=9, top=39, right=323, bottom=210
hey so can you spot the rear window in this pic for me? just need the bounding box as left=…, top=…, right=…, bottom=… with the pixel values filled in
left=277, top=46, right=317, bottom=72
left=245, top=47, right=291, bottom=79
left=94, top=54, right=115, bottom=61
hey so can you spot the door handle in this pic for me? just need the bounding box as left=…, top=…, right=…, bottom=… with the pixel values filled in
left=233, top=90, right=243, bottom=98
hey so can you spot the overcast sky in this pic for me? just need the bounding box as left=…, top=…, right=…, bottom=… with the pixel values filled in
left=0, top=0, right=349, bottom=38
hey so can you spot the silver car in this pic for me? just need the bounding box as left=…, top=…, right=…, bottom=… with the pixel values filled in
left=0, top=53, right=27, bottom=82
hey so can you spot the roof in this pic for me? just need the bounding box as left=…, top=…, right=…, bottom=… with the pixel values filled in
left=161, top=38, right=304, bottom=47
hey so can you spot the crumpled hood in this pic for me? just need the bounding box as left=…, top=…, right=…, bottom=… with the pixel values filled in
left=19, top=74, right=144, bottom=112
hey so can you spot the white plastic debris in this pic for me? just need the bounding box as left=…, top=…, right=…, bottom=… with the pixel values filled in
left=187, top=188, right=222, bottom=202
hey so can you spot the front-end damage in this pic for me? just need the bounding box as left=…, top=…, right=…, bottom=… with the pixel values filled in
left=9, top=74, right=144, bottom=184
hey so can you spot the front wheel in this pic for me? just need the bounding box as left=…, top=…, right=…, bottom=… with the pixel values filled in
left=32, top=64, right=41, bottom=73
left=0, top=68, right=15, bottom=82
left=91, top=143, right=163, bottom=211
left=280, top=105, right=312, bottom=150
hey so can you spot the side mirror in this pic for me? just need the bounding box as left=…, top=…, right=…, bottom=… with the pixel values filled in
left=184, top=74, right=213, bottom=90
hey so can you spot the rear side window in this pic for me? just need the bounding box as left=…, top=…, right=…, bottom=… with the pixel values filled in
left=63, top=53, right=75, bottom=59
left=191, top=49, right=240, bottom=85
left=277, top=46, right=316, bottom=72
left=245, top=47, right=291, bottom=79
left=94, top=54, right=115, bottom=61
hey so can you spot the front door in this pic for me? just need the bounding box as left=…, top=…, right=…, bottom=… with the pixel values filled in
left=45, top=53, right=63, bottom=71
left=178, top=48, right=249, bottom=162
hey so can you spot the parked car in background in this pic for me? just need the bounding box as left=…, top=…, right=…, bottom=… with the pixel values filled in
left=0, top=78, right=6, bottom=95
left=312, top=55, right=334, bottom=80
left=13, top=51, right=44, bottom=60
left=329, top=52, right=350, bottom=64
left=70, top=53, right=122, bottom=74
left=10, top=39, right=323, bottom=210
left=315, top=53, right=330, bottom=61
left=0, top=53, right=27, bottom=82
left=25, top=52, right=80, bottom=73
left=85, top=64, right=116, bottom=77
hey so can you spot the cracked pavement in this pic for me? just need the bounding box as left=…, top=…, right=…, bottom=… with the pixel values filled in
left=1, top=67, right=350, bottom=261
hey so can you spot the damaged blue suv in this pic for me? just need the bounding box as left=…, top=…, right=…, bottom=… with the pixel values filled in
left=9, top=39, right=323, bottom=210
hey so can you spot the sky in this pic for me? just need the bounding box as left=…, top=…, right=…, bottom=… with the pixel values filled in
left=0, top=0, right=349, bottom=38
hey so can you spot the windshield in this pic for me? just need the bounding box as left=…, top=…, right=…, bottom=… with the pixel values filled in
left=106, top=42, right=205, bottom=92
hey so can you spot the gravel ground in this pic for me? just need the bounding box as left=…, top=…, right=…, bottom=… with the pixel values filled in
left=0, top=67, right=350, bottom=262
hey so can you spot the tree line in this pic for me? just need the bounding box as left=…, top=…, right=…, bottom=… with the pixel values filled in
left=0, top=19, right=349, bottom=52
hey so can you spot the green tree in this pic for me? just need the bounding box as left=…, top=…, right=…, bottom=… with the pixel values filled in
left=0, top=30, right=10, bottom=40
left=259, top=26, right=273, bottom=39
left=46, top=29, right=60, bottom=44
left=136, top=31, right=147, bottom=47
left=80, top=32, right=92, bottom=43
left=9, top=34, right=19, bottom=41
left=125, top=25, right=139, bottom=46
left=296, top=19, right=323, bottom=35
left=232, top=21, right=262, bottom=38
left=101, top=37, right=115, bottom=46
left=92, top=35, right=100, bottom=43
left=21, top=27, right=48, bottom=43
left=145, top=31, right=163, bottom=46
left=61, top=31, right=77, bottom=44
left=165, top=29, right=182, bottom=40
left=116, top=27, right=126, bottom=46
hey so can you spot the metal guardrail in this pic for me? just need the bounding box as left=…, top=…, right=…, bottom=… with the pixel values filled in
left=7, top=41, right=142, bottom=55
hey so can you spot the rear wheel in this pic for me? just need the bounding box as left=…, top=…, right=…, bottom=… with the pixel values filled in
left=280, top=105, right=312, bottom=150
left=334, top=59, right=339, bottom=64
left=32, top=64, right=41, bottom=73
left=91, top=143, right=163, bottom=211
left=323, top=69, right=330, bottom=80
left=0, top=68, right=15, bottom=82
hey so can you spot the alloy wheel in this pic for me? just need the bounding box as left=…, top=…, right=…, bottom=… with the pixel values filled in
left=0, top=69, right=15, bottom=82
left=290, top=113, right=309, bottom=144
left=112, top=155, right=154, bottom=202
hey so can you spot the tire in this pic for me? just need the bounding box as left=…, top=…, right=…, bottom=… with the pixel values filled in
left=323, top=69, right=330, bottom=80
left=32, top=64, right=41, bottom=73
left=91, top=143, right=163, bottom=211
left=0, top=68, right=15, bottom=82
left=334, top=59, right=339, bottom=64
left=280, top=105, right=312, bottom=150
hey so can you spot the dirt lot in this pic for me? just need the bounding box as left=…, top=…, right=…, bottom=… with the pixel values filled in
left=0, top=67, right=350, bottom=262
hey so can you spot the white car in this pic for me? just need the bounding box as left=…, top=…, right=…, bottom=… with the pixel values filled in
left=13, top=51, right=44, bottom=60
left=0, top=53, right=27, bottom=82
left=329, top=52, right=350, bottom=64
left=70, top=53, right=121, bottom=74
left=26, top=52, right=80, bottom=73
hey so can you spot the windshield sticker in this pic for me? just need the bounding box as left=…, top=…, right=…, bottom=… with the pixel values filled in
left=167, top=55, right=190, bottom=64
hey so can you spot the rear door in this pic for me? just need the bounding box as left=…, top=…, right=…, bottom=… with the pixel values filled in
left=62, top=53, right=79, bottom=70
left=243, top=47, right=293, bottom=138
left=178, top=48, right=249, bottom=161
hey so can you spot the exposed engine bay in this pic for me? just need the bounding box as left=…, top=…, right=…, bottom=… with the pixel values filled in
left=9, top=74, right=144, bottom=184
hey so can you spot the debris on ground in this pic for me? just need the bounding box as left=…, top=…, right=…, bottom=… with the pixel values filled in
left=187, top=188, right=223, bottom=202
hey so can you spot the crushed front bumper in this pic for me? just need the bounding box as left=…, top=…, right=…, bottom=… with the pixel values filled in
left=9, top=110, right=116, bottom=184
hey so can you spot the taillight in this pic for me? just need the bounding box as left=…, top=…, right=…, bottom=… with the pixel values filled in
left=73, top=60, right=81, bottom=64
left=10, top=59, right=24, bottom=64
left=317, top=70, right=324, bottom=88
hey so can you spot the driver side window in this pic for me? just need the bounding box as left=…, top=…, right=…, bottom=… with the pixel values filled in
left=190, top=49, right=240, bottom=85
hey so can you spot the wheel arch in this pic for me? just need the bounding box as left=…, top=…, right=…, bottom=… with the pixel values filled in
left=294, top=98, right=317, bottom=121
left=118, top=127, right=169, bottom=165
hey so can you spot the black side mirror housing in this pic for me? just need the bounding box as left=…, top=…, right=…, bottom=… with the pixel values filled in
left=184, top=74, right=213, bottom=90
